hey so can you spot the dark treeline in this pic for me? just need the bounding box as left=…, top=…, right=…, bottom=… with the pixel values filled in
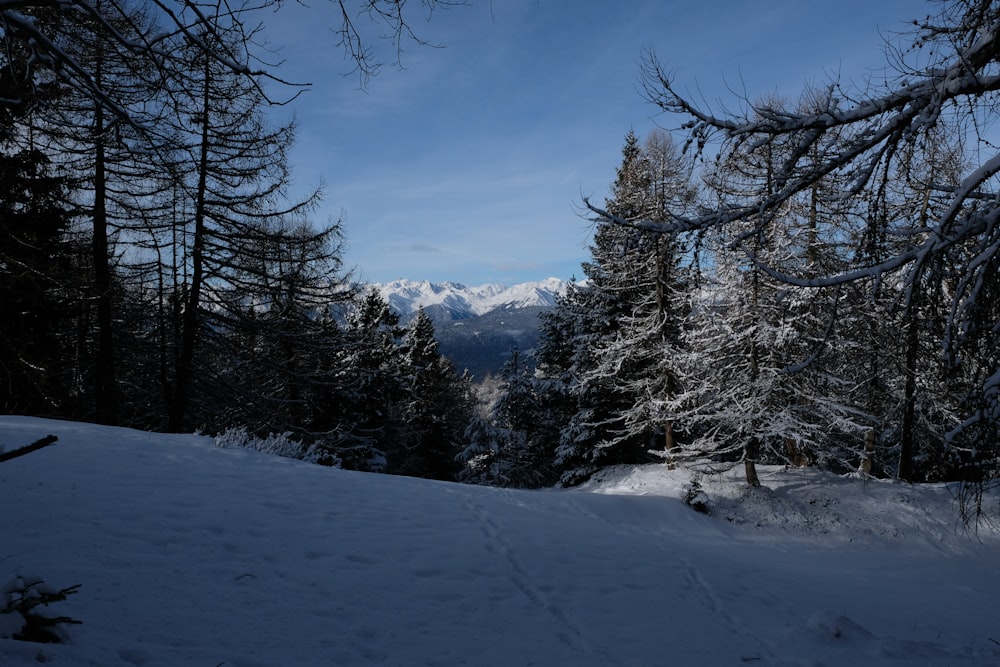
left=0, top=0, right=476, bottom=479
left=2, top=1, right=999, bottom=511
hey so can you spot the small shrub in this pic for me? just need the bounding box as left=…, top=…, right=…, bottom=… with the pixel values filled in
left=214, top=427, right=341, bottom=467
left=1, top=576, right=81, bottom=643
left=683, top=478, right=711, bottom=515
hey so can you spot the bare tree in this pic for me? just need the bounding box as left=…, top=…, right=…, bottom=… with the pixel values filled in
left=160, top=0, right=322, bottom=431
left=1, top=0, right=466, bottom=123
left=332, top=0, right=469, bottom=87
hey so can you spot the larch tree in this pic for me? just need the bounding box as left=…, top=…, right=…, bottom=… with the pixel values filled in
left=1, top=0, right=464, bottom=431
left=0, top=1, right=466, bottom=117
left=215, top=217, right=353, bottom=439
left=50, top=0, right=177, bottom=426
left=162, top=0, right=321, bottom=432
left=676, top=95, right=868, bottom=485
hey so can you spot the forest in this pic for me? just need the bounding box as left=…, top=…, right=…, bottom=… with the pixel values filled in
left=1, top=1, right=998, bottom=515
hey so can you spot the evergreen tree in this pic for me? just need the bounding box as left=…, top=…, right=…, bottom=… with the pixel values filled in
left=457, top=411, right=503, bottom=485
left=392, top=308, right=473, bottom=480
left=460, top=347, right=556, bottom=487
left=333, top=288, right=407, bottom=470
left=492, top=347, right=556, bottom=487
left=553, top=132, right=653, bottom=480
left=586, top=130, right=696, bottom=466
left=0, top=147, right=77, bottom=415
left=553, top=130, right=696, bottom=483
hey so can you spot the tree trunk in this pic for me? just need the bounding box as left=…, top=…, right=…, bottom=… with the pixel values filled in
left=897, top=192, right=932, bottom=482
left=167, top=57, right=212, bottom=432
left=92, top=42, right=118, bottom=425
left=784, top=436, right=803, bottom=467
left=664, top=420, right=677, bottom=470
left=859, top=428, right=876, bottom=474
left=744, top=437, right=761, bottom=487
left=898, top=311, right=919, bottom=481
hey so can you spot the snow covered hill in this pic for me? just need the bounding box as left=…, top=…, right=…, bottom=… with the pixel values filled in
left=1, top=416, right=998, bottom=666
left=374, top=277, right=567, bottom=320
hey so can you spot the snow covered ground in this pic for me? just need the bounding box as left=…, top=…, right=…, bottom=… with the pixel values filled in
left=1, top=415, right=998, bottom=666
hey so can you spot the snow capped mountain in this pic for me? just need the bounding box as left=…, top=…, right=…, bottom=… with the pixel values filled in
left=375, top=277, right=567, bottom=319
left=368, top=278, right=569, bottom=378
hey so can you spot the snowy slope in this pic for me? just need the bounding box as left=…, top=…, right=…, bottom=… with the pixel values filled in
left=1, top=416, right=998, bottom=666
left=375, top=277, right=566, bottom=318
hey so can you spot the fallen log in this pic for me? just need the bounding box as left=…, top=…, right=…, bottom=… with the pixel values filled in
left=0, top=435, right=58, bottom=463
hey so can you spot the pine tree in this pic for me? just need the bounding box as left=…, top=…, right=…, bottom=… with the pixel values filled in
left=392, top=308, right=473, bottom=480
left=333, top=288, right=408, bottom=470
left=554, top=130, right=696, bottom=483
left=0, top=147, right=77, bottom=415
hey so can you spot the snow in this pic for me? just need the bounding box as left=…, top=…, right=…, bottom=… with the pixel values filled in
left=376, top=278, right=567, bottom=317
left=1, top=416, right=998, bottom=666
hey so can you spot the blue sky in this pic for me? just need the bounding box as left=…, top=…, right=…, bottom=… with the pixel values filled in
left=266, top=0, right=922, bottom=286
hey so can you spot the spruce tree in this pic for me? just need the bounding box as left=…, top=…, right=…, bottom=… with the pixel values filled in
left=333, top=288, right=407, bottom=470
left=585, top=130, right=695, bottom=466
left=0, top=147, right=76, bottom=415
left=554, top=130, right=696, bottom=483
left=393, top=308, right=473, bottom=480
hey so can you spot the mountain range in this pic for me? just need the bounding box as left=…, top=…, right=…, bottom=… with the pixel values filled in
left=374, top=278, right=569, bottom=379
left=375, top=277, right=567, bottom=320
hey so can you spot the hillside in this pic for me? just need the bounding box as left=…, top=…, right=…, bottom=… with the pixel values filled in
left=2, top=416, right=998, bottom=666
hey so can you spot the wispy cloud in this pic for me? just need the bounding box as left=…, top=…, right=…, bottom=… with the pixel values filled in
left=273, top=0, right=918, bottom=285
left=396, top=243, right=442, bottom=254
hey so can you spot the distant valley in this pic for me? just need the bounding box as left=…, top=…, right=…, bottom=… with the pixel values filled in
left=374, top=278, right=568, bottom=379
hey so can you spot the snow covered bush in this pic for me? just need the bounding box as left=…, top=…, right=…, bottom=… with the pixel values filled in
left=1, top=576, right=81, bottom=643
left=214, top=427, right=340, bottom=467
left=683, top=478, right=710, bottom=515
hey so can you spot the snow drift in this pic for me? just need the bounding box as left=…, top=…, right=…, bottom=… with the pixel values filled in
left=0, top=416, right=997, bottom=666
